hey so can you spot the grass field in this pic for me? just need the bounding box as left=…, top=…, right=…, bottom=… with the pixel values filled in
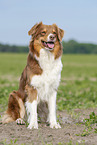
left=0, top=53, right=97, bottom=112
left=0, top=53, right=97, bottom=145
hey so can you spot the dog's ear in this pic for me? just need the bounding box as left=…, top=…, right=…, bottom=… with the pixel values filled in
left=28, top=22, right=43, bottom=36
left=53, top=24, right=64, bottom=41
left=58, top=28, right=64, bottom=41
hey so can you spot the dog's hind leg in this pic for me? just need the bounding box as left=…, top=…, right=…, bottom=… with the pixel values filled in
left=16, top=94, right=25, bottom=125
left=2, top=91, right=25, bottom=124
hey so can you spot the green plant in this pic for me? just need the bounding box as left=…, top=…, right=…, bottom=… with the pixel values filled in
left=84, top=111, right=97, bottom=126
left=76, top=112, right=97, bottom=136
left=1, top=139, right=18, bottom=145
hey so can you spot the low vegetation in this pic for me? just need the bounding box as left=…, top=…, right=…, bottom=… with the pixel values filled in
left=0, top=53, right=97, bottom=144
left=0, top=53, right=97, bottom=111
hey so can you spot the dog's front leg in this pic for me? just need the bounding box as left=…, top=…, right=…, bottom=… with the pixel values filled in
left=25, top=100, right=38, bottom=129
left=25, top=85, right=38, bottom=129
left=48, top=91, right=61, bottom=129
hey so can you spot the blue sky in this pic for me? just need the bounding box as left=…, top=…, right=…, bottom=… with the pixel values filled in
left=0, top=0, right=97, bottom=45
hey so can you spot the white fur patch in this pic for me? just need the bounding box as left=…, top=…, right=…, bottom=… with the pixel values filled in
left=27, top=48, right=62, bottom=129
left=47, top=33, right=56, bottom=42
left=31, top=49, right=62, bottom=102
left=25, top=100, right=38, bottom=129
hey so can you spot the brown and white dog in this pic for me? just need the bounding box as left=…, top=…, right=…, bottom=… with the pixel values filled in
left=2, top=22, right=64, bottom=129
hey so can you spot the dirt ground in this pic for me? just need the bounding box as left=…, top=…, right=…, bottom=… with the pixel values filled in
left=0, top=109, right=97, bottom=145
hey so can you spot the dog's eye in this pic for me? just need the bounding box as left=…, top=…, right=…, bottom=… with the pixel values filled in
left=53, top=31, right=56, bottom=35
left=41, top=31, right=46, bottom=36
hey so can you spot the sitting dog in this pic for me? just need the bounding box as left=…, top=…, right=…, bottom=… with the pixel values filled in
left=2, top=22, right=64, bottom=129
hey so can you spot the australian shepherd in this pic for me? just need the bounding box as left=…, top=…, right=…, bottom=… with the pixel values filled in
left=2, top=22, right=64, bottom=129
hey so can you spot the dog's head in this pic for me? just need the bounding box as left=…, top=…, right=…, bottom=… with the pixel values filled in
left=28, top=22, right=64, bottom=58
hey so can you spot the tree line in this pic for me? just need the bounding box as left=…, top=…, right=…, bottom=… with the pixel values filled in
left=62, top=40, right=97, bottom=54
left=0, top=40, right=97, bottom=54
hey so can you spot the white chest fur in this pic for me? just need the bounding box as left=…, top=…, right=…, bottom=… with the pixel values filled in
left=31, top=49, right=62, bottom=102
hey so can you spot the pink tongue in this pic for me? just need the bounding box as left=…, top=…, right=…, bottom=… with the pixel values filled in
left=47, top=43, right=54, bottom=49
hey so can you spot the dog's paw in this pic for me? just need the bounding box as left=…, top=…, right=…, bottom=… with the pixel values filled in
left=27, top=122, right=38, bottom=129
left=50, top=122, right=61, bottom=129
left=16, top=118, right=25, bottom=125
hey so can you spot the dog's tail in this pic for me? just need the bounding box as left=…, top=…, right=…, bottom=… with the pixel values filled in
left=2, top=91, right=25, bottom=124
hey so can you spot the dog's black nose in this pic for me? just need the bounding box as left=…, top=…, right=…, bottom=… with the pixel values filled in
left=50, top=35, right=55, bottom=40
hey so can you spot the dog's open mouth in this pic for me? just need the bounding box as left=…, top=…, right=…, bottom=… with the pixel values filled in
left=42, top=40, right=54, bottom=49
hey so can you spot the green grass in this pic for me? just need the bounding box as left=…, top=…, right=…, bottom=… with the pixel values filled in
left=62, top=54, right=97, bottom=78
left=0, top=53, right=27, bottom=76
left=0, top=53, right=97, bottom=112
left=58, top=54, right=97, bottom=110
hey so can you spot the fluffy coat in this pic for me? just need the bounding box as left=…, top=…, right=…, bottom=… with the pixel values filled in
left=2, top=22, right=64, bottom=129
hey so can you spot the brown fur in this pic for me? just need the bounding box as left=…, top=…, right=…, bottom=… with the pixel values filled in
left=29, top=22, right=64, bottom=59
left=2, top=91, right=21, bottom=123
left=2, top=55, right=42, bottom=123
left=2, top=22, right=64, bottom=124
left=25, top=85, right=37, bottom=102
